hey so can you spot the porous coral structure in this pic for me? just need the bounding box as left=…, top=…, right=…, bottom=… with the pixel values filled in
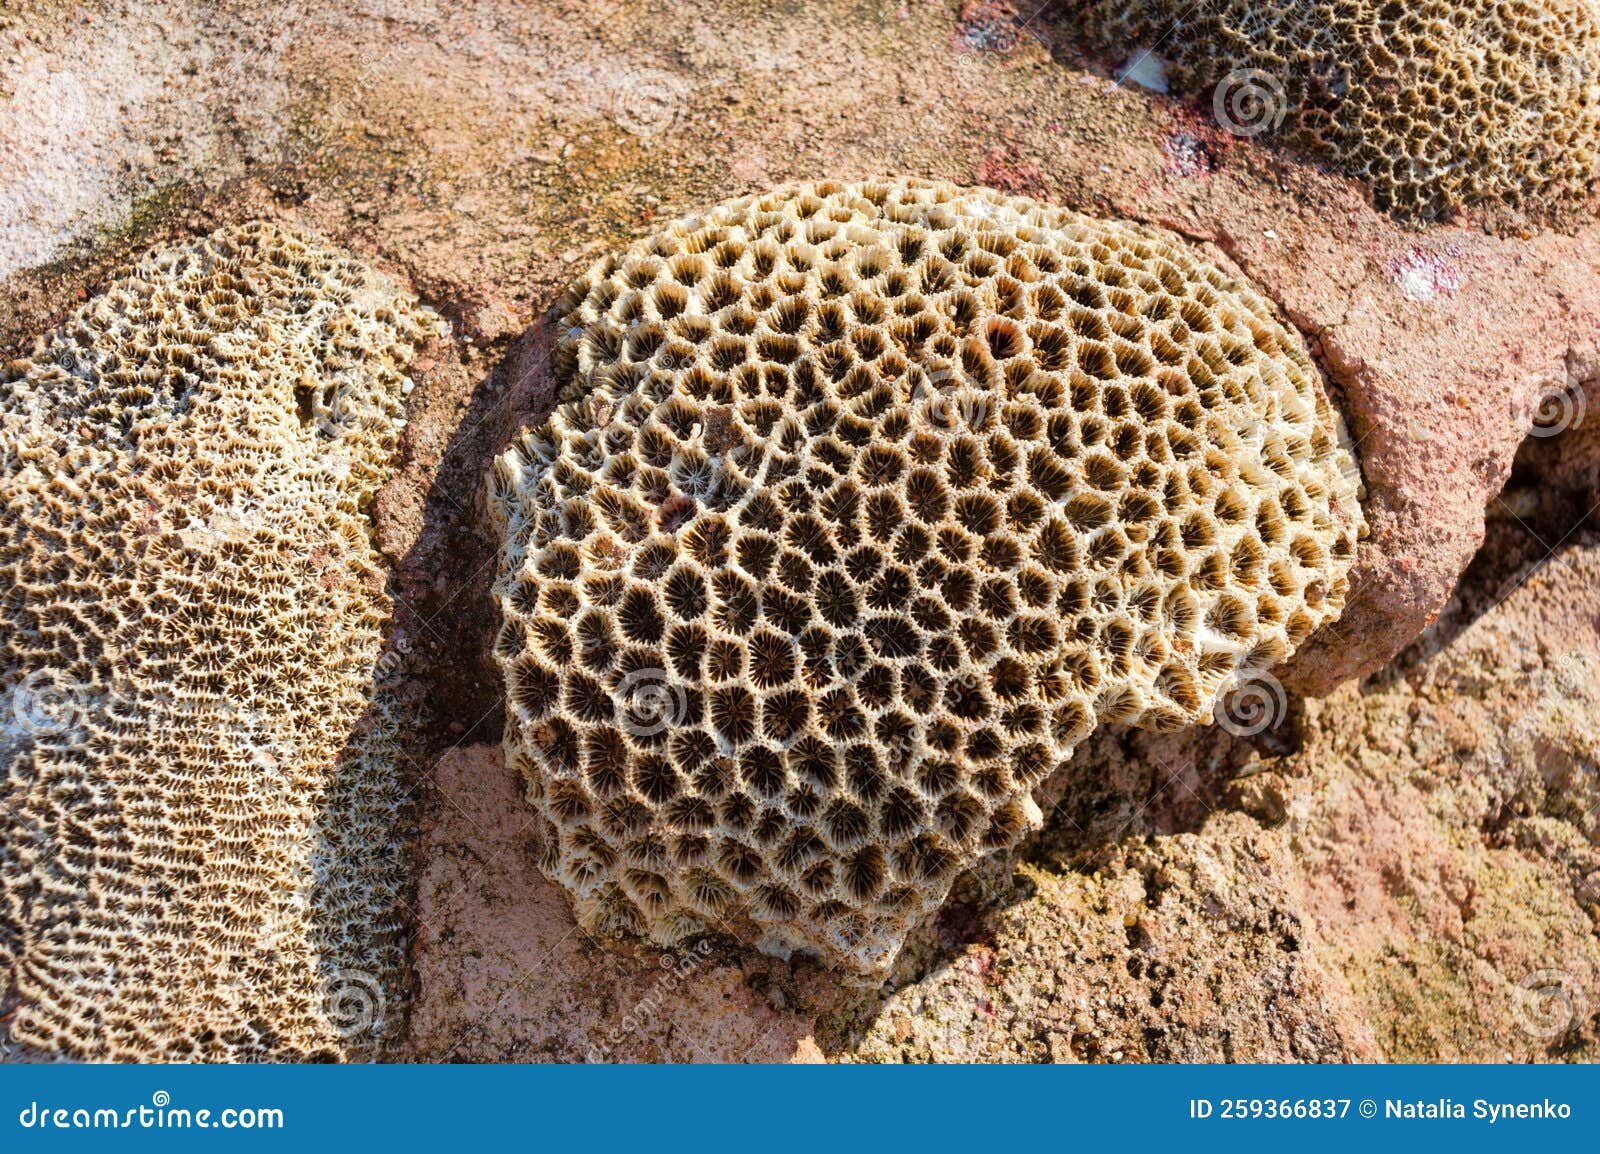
left=490, top=179, right=1364, bottom=975
left=0, top=222, right=442, bottom=1059
left=1081, top=0, right=1600, bottom=215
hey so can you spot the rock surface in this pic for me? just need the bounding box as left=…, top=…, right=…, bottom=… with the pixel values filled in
left=3, top=0, right=1599, bottom=1061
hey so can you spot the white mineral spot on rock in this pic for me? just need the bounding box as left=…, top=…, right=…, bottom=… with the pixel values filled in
left=1116, top=52, right=1170, bottom=94
left=1389, top=248, right=1464, bottom=303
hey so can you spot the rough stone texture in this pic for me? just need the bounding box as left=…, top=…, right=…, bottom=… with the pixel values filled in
left=1515, top=374, right=1600, bottom=494
left=1293, top=517, right=1600, bottom=1061
left=3, top=0, right=1599, bottom=1061
left=1277, top=253, right=1600, bottom=694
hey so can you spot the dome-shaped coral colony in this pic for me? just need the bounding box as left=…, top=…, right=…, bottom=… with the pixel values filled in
left=0, top=223, right=443, bottom=1059
left=490, top=179, right=1365, bottom=974
left=1082, top=0, right=1600, bottom=215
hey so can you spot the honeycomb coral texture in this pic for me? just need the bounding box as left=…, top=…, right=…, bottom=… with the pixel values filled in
left=0, top=223, right=442, bottom=1059
left=490, top=179, right=1364, bottom=975
left=1082, top=0, right=1600, bottom=215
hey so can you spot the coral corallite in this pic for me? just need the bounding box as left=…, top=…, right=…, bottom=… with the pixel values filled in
left=1082, top=0, right=1600, bottom=216
left=489, top=179, right=1365, bottom=975
left=0, top=222, right=443, bottom=1059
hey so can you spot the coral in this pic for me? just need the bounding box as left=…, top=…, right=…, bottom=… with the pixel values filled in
left=422, top=529, right=1600, bottom=1063
left=489, top=178, right=1364, bottom=975
left=1079, top=0, right=1600, bottom=215
left=0, top=222, right=443, bottom=1060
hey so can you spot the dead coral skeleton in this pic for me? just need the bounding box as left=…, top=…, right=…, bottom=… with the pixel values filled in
left=490, top=177, right=1364, bottom=976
